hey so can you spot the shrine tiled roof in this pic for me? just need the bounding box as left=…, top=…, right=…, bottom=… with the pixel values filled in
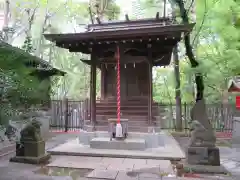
left=86, top=17, right=174, bottom=32
left=43, top=17, right=195, bottom=67
left=44, top=18, right=194, bottom=44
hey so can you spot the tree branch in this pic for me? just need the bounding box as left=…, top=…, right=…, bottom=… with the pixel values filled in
left=172, top=0, right=204, bottom=102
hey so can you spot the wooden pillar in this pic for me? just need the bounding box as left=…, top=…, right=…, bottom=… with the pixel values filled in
left=100, top=64, right=105, bottom=100
left=148, top=45, right=153, bottom=125
left=90, top=53, right=97, bottom=127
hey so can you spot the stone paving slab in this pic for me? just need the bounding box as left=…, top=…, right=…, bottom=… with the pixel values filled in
left=123, top=158, right=147, bottom=165
left=133, top=163, right=160, bottom=171
left=102, top=157, right=124, bottom=164
left=48, top=161, right=108, bottom=170
left=0, top=161, right=72, bottom=180
left=0, top=156, right=237, bottom=180
left=116, top=173, right=136, bottom=180
left=107, top=162, right=134, bottom=171
left=86, top=169, right=118, bottom=179
left=46, top=156, right=174, bottom=174
left=138, top=172, right=162, bottom=179
left=0, top=174, right=72, bottom=180
left=132, top=160, right=173, bottom=174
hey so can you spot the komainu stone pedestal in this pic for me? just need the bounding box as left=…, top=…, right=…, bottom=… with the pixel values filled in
left=24, top=140, right=45, bottom=157
left=10, top=119, right=51, bottom=164
left=187, top=147, right=220, bottom=166
left=10, top=140, right=51, bottom=164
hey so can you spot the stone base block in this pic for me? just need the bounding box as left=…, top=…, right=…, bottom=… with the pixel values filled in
left=90, top=137, right=146, bottom=150
left=10, top=153, right=51, bottom=164
left=187, top=146, right=220, bottom=166
left=183, top=163, right=228, bottom=174
left=24, top=140, right=45, bottom=157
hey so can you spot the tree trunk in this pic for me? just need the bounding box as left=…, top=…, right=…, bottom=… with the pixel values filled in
left=3, top=0, right=10, bottom=42
left=172, top=0, right=215, bottom=133
left=173, top=45, right=182, bottom=131
left=172, top=0, right=204, bottom=103
left=170, top=2, right=182, bottom=131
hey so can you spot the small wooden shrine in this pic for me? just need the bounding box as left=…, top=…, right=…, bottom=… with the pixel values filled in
left=44, top=16, right=194, bottom=130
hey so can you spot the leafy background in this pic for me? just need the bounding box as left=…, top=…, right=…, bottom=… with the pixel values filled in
left=0, top=0, right=239, bottom=125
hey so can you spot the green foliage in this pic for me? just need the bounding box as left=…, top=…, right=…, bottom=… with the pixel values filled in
left=138, top=0, right=164, bottom=18
left=22, top=36, right=34, bottom=53
left=194, top=0, right=240, bottom=102
left=105, top=0, right=121, bottom=20
left=0, top=40, right=50, bottom=125
left=11, top=0, right=240, bottom=105
left=141, top=0, right=240, bottom=104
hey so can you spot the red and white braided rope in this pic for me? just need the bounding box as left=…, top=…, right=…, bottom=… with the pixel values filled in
left=116, top=46, right=121, bottom=124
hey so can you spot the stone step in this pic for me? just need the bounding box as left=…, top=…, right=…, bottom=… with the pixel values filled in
left=90, top=137, right=146, bottom=150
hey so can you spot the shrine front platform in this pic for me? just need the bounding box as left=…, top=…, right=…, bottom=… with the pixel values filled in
left=47, top=131, right=185, bottom=161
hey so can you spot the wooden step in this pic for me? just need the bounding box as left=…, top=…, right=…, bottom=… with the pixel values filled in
left=96, top=115, right=155, bottom=120
left=96, top=110, right=159, bottom=116
left=90, top=125, right=155, bottom=132
left=94, top=114, right=156, bottom=121
left=96, top=105, right=159, bottom=110
left=96, top=108, right=159, bottom=113
left=97, top=102, right=159, bottom=106
left=95, top=121, right=152, bottom=127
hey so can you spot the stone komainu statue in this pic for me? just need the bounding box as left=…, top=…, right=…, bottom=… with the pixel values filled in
left=189, top=120, right=216, bottom=147
left=20, top=119, right=42, bottom=142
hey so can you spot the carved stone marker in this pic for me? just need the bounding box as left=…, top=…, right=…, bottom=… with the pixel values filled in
left=187, top=100, right=220, bottom=166
left=10, top=119, right=51, bottom=164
